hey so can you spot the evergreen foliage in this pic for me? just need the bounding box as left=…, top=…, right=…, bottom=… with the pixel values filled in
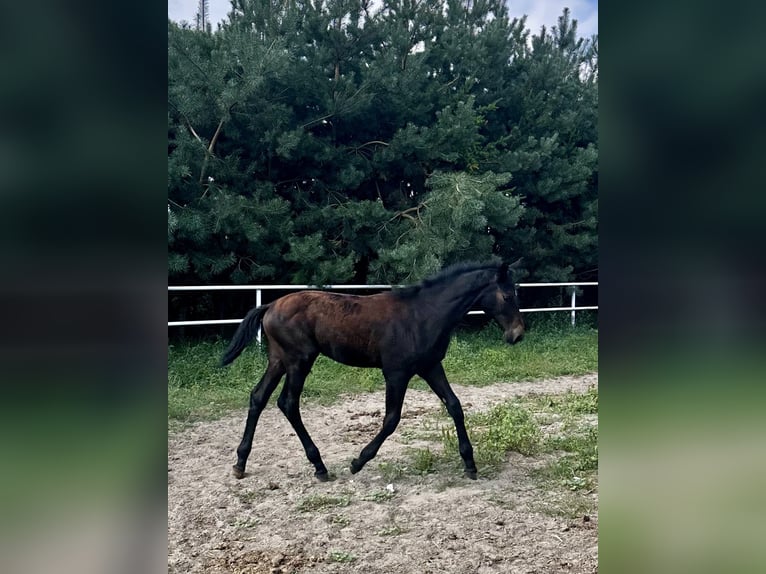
left=168, top=3, right=597, bottom=285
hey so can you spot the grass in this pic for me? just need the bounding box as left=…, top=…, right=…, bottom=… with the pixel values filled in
left=377, top=461, right=407, bottom=481
left=417, top=384, right=599, bottom=517
left=530, top=386, right=599, bottom=417
left=236, top=489, right=263, bottom=504
left=532, top=388, right=599, bottom=494
left=363, top=489, right=397, bottom=503
left=384, top=384, right=598, bottom=487
left=538, top=424, right=598, bottom=492
left=168, top=316, right=597, bottom=423
left=410, top=447, right=439, bottom=475
left=378, top=523, right=407, bottom=536
left=439, top=400, right=542, bottom=475
left=327, top=513, right=351, bottom=527
left=328, top=550, right=356, bottom=563
left=296, top=493, right=351, bottom=512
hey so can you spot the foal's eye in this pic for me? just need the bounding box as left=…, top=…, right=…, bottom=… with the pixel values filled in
left=502, top=289, right=518, bottom=301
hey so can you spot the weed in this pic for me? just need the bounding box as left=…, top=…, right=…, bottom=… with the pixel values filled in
left=363, top=489, right=396, bottom=503
left=378, top=523, right=407, bottom=536
left=328, top=550, right=356, bottom=563
left=236, top=489, right=262, bottom=504
left=410, top=447, right=438, bottom=475
left=230, top=516, right=260, bottom=529
left=535, top=492, right=596, bottom=519
left=327, top=513, right=350, bottom=527
left=296, top=494, right=351, bottom=512
left=540, top=424, right=598, bottom=491
left=535, top=387, right=598, bottom=417
left=442, top=402, right=542, bottom=475
left=377, top=461, right=406, bottom=481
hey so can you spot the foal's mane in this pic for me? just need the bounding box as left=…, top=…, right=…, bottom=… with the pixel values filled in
left=392, top=261, right=501, bottom=300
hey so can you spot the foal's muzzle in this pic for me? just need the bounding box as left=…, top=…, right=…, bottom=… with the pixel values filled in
left=504, top=322, right=525, bottom=345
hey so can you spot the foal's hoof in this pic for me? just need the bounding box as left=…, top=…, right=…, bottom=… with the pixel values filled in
left=464, top=469, right=478, bottom=480
left=232, top=465, right=246, bottom=479
left=315, top=471, right=330, bottom=482
left=350, top=459, right=363, bottom=474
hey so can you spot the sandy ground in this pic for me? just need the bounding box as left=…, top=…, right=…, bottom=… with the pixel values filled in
left=168, top=374, right=598, bottom=573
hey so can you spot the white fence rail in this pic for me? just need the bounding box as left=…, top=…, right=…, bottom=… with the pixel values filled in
left=168, top=282, right=598, bottom=332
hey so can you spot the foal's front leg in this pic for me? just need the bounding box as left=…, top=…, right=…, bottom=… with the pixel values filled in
left=350, top=371, right=409, bottom=474
left=419, top=362, right=478, bottom=479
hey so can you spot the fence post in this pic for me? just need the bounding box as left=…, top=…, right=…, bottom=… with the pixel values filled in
left=256, top=288, right=262, bottom=344
left=570, top=287, right=577, bottom=327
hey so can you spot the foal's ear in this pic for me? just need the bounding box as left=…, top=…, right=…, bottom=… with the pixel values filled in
left=498, top=258, right=522, bottom=281
left=497, top=261, right=510, bottom=281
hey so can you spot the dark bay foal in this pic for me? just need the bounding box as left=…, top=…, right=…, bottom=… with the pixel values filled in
left=221, top=260, right=525, bottom=481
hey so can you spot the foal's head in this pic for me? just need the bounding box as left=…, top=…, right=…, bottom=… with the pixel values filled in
left=477, top=259, right=525, bottom=345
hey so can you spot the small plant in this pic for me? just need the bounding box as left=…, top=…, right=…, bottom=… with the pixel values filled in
left=328, top=550, right=356, bottom=563
left=327, top=513, right=350, bottom=526
left=541, top=424, right=598, bottom=491
left=485, top=403, right=541, bottom=456
left=236, top=489, right=262, bottom=504
left=364, top=488, right=396, bottom=503
left=535, top=493, right=595, bottom=519
left=443, top=401, right=542, bottom=474
left=378, top=523, right=407, bottom=536
left=410, top=447, right=438, bottom=475
left=378, top=461, right=406, bottom=480
left=296, top=494, right=351, bottom=512
left=540, top=387, right=598, bottom=416
left=230, top=516, right=260, bottom=529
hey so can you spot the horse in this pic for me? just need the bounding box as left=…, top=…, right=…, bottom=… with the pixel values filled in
left=221, top=259, right=525, bottom=481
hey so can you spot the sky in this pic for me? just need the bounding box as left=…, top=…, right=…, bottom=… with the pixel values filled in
left=168, top=0, right=598, bottom=38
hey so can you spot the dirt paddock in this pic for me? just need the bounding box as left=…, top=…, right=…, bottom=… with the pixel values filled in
left=168, top=374, right=598, bottom=573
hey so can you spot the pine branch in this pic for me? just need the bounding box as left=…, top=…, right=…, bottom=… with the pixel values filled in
left=169, top=37, right=211, bottom=83
left=388, top=200, right=430, bottom=223
left=198, top=104, right=235, bottom=188
left=357, top=140, right=390, bottom=148
left=440, top=75, right=461, bottom=92
left=301, top=113, right=335, bottom=130
left=198, top=116, right=226, bottom=186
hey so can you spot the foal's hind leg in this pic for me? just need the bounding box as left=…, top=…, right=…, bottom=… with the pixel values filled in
left=233, top=360, right=285, bottom=479
left=350, top=370, right=410, bottom=474
left=419, top=363, right=478, bottom=479
left=277, top=358, right=330, bottom=481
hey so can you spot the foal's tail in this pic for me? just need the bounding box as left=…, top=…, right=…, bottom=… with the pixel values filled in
left=220, top=304, right=271, bottom=366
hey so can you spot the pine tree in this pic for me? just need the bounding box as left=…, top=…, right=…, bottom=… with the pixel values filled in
left=168, top=4, right=597, bottom=285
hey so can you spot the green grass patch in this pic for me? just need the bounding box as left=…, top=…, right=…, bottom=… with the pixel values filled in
left=442, top=401, right=543, bottom=475
left=328, top=550, right=356, bottom=563
left=532, top=386, right=599, bottom=417
left=378, top=523, right=407, bottom=536
left=327, top=513, right=350, bottom=527
left=540, top=424, right=598, bottom=492
left=364, top=386, right=599, bottom=521
left=168, top=322, right=597, bottom=423
left=235, top=488, right=263, bottom=504
left=410, top=447, right=439, bottom=475
left=296, top=493, right=351, bottom=512
left=377, top=460, right=407, bottom=481
left=362, top=489, right=397, bottom=503
left=525, top=387, right=599, bottom=493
